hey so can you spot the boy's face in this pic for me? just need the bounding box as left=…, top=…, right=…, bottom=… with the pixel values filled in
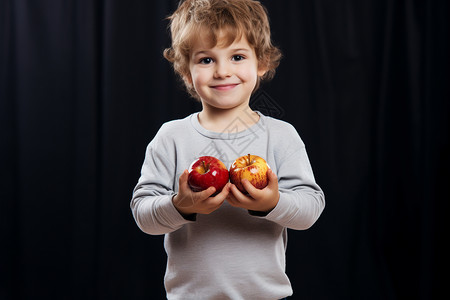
left=187, top=32, right=266, bottom=110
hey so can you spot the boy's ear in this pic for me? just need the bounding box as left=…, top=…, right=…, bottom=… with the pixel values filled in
left=257, top=67, right=267, bottom=77
left=183, top=73, right=193, bottom=86
left=257, top=68, right=267, bottom=77
left=257, top=62, right=268, bottom=77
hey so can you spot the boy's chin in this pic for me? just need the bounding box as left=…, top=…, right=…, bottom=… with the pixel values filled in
left=200, top=97, right=251, bottom=110
left=204, top=102, right=249, bottom=111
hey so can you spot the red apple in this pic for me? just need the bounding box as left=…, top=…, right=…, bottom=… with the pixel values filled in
left=187, top=156, right=229, bottom=195
left=229, top=154, right=270, bottom=193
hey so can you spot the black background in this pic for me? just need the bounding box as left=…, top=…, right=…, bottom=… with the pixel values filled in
left=1, top=0, right=449, bottom=299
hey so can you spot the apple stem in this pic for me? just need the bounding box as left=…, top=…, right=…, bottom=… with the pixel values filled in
left=247, top=154, right=251, bottom=166
left=202, top=160, right=209, bottom=172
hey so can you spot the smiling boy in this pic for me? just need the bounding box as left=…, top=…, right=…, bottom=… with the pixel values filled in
left=188, top=33, right=265, bottom=123
left=131, top=1, right=325, bottom=299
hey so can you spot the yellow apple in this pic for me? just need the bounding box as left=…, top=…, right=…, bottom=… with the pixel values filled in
left=229, top=154, right=269, bottom=193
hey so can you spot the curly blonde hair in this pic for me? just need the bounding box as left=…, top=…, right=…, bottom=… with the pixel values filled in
left=163, top=0, right=282, bottom=100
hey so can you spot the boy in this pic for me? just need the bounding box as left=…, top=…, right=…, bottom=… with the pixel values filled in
left=131, top=0, right=325, bottom=299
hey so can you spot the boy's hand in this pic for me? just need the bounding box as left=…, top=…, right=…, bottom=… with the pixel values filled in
left=173, top=170, right=230, bottom=217
left=227, top=169, right=280, bottom=214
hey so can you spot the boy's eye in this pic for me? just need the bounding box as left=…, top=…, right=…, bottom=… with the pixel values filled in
left=199, top=57, right=213, bottom=64
left=232, top=55, right=245, bottom=61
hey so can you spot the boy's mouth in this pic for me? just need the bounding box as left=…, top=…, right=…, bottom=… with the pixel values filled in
left=210, top=83, right=239, bottom=91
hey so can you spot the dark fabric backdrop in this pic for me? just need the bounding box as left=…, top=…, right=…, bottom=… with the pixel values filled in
left=1, top=0, right=449, bottom=299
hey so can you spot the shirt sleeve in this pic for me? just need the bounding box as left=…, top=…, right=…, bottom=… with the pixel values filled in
left=264, top=127, right=325, bottom=230
left=130, top=129, right=194, bottom=235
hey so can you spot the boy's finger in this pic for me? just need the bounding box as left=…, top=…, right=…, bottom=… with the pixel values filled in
left=241, top=179, right=262, bottom=199
left=208, top=194, right=226, bottom=209
left=230, top=183, right=253, bottom=204
left=178, top=170, right=189, bottom=186
left=227, top=186, right=241, bottom=207
left=266, top=169, right=278, bottom=188
left=207, top=183, right=230, bottom=207
left=212, top=183, right=231, bottom=200
left=225, top=186, right=239, bottom=206
left=196, top=186, right=216, bottom=200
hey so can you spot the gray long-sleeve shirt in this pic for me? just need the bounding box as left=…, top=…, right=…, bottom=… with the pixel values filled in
left=131, top=112, right=325, bottom=300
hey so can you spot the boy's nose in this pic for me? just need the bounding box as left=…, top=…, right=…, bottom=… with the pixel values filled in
left=214, top=62, right=231, bottom=78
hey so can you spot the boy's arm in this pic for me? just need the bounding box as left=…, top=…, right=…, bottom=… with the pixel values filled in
left=227, top=145, right=325, bottom=230
left=227, top=122, right=325, bottom=230
left=131, top=142, right=194, bottom=235
left=264, top=144, right=325, bottom=230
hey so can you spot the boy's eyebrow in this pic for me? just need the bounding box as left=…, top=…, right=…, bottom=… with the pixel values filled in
left=192, top=50, right=209, bottom=57
left=192, top=48, right=251, bottom=57
left=230, top=48, right=251, bottom=53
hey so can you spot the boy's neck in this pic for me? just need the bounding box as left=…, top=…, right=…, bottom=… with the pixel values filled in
left=198, top=103, right=260, bottom=133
